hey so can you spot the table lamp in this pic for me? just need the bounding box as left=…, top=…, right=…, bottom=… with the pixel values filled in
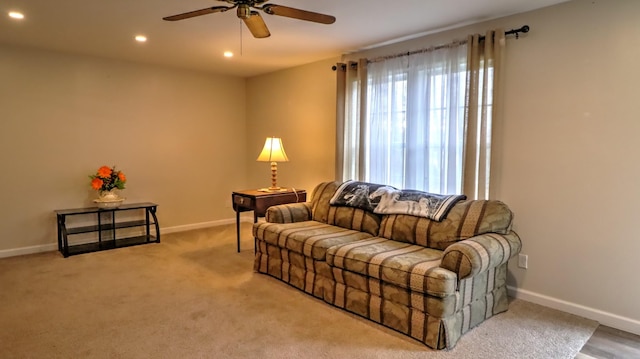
left=257, top=137, right=289, bottom=191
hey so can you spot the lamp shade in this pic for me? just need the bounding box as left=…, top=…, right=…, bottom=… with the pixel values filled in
left=256, top=137, right=289, bottom=162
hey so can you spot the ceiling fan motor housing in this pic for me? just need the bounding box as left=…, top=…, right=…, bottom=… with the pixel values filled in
left=237, top=4, right=251, bottom=19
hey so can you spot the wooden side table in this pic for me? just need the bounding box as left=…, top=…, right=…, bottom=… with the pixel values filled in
left=232, top=188, right=306, bottom=252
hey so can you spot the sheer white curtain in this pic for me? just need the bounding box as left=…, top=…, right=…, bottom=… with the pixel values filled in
left=345, top=43, right=468, bottom=194
left=336, top=30, right=504, bottom=198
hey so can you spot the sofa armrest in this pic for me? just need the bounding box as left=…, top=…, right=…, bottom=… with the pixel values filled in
left=265, top=202, right=313, bottom=223
left=440, top=231, right=521, bottom=280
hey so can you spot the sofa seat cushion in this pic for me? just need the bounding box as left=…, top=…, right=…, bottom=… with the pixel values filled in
left=326, top=238, right=457, bottom=297
left=253, top=221, right=374, bottom=261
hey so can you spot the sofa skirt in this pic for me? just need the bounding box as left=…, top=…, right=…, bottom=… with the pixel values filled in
left=254, top=240, right=509, bottom=350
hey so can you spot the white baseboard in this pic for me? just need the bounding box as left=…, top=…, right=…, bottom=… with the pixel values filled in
left=161, top=217, right=252, bottom=234
left=0, top=216, right=254, bottom=259
left=508, top=286, right=640, bottom=336
left=0, top=243, right=58, bottom=258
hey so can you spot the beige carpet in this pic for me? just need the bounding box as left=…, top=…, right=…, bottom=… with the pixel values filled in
left=0, top=224, right=598, bottom=358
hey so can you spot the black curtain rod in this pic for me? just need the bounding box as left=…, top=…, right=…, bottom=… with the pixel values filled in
left=484, top=25, right=530, bottom=40
left=332, top=25, right=530, bottom=71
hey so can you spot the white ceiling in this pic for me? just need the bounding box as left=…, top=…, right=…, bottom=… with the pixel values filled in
left=0, top=0, right=567, bottom=77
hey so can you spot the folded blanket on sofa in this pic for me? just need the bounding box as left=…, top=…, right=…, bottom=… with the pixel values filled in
left=371, top=187, right=466, bottom=221
left=330, top=180, right=466, bottom=221
left=329, top=180, right=392, bottom=212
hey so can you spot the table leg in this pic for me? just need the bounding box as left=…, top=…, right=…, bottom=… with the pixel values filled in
left=56, top=215, right=63, bottom=252
left=236, top=209, right=241, bottom=253
left=253, top=212, right=259, bottom=253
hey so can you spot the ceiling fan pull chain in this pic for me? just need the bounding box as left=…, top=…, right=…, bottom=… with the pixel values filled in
left=240, top=19, right=243, bottom=56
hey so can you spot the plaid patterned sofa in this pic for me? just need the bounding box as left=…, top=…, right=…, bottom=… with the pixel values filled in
left=253, top=181, right=521, bottom=349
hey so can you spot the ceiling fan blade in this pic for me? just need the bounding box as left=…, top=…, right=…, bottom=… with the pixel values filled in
left=243, top=12, right=271, bottom=38
left=163, top=6, right=232, bottom=21
left=261, top=4, right=335, bottom=24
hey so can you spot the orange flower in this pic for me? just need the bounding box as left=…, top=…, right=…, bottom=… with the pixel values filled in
left=90, top=165, right=126, bottom=192
left=91, top=178, right=104, bottom=190
left=97, top=166, right=112, bottom=178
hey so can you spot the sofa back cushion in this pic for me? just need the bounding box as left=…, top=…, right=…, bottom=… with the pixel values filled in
left=378, top=200, right=513, bottom=250
left=310, top=181, right=381, bottom=236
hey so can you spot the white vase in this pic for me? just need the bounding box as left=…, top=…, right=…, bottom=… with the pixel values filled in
left=99, top=190, right=119, bottom=201
left=95, top=190, right=124, bottom=208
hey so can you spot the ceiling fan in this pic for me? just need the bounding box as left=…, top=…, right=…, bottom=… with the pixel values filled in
left=163, top=0, right=336, bottom=39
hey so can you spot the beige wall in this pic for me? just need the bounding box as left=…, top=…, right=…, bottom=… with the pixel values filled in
left=500, top=0, right=640, bottom=331
left=341, top=0, right=640, bottom=332
left=0, top=44, right=247, bottom=252
left=245, top=57, right=339, bottom=195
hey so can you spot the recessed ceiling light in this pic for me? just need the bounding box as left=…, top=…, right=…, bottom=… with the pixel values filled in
left=135, top=35, right=147, bottom=43
left=8, top=11, right=24, bottom=20
left=224, top=51, right=233, bottom=58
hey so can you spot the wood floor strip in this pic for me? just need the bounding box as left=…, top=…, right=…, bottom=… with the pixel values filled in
left=578, top=325, right=640, bottom=359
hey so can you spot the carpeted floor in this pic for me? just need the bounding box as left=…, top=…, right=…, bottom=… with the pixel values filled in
left=0, top=224, right=598, bottom=358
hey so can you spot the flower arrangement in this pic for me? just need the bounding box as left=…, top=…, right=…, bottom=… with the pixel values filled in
left=89, top=165, right=126, bottom=193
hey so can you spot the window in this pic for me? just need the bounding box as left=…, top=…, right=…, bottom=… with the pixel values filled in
left=343, top=44, right=471, bottom=194
left=338, top=33, right=502, bottom=199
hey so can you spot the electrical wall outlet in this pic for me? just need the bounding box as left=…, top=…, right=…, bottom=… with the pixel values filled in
left=518, top=254, right=528, bottom=269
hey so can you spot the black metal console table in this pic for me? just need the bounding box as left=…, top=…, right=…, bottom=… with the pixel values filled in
left=55, top=202, right=160, bottom=257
